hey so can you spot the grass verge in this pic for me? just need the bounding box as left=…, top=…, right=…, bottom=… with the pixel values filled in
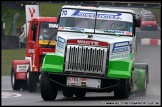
left=1, top=49, right=26, bottom=76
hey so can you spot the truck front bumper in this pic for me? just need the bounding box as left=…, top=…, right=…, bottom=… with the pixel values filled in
left=47, top=72, right=120, bottom=92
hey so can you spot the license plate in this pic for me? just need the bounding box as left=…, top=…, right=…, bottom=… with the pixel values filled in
left=67, top=77, right=101, bottom=88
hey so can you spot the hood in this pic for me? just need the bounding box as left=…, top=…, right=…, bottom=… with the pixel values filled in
left=57, top=32, right=133, bottom=44
left=56, top=31, right=133, bottom=61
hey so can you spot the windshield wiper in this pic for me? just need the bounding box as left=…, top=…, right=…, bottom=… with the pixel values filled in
left=70, top=27, right=94, bottom=38
left=46, top=31, right=58, bottom=48
left=70, top=27, right=86, bottom=34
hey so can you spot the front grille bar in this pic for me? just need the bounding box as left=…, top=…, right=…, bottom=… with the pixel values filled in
left=65, top=45, right=108, bottom=74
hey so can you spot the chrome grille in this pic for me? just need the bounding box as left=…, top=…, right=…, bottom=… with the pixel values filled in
left=65, top=45, right=108, bottom=74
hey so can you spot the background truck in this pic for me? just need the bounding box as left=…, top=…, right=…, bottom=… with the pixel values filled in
left=40, top=5, right=149, bottom=100
left=11, top=17, right=58, bottom=92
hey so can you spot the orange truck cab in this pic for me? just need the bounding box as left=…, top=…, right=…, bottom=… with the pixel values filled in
left=11, top=17, right=58, bottom=92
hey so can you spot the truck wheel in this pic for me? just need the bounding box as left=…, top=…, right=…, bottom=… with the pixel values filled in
left=134, top=63, right=149, bottom=84
left=62, top=90, right=74, bottom=97
left=28, top=71, right=39, bottom=92
left=11, top=67, right=23, bottom=90
left=40, top=71, right=58, bottom=101
left=139, top=74, right=147, bottom=96
left=75, top=91, right=86, bottom=97
left=134, top=63, right=149, bottom=96
left=114, top=79, right=131, bottom=99
left=22, top=80, right=28, bottom=90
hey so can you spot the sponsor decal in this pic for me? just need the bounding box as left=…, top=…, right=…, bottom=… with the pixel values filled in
left=97, top=12, right=122, bottom=20
left=110, top=53, right=129, bottom=59
left=71, top=10, right=122, bottom=20
left=112, top=47, right=128, bottom=53
left=16, top=64, right=29, bottom=72
left=104, top=30, right=124, bottom=34
left=72, top=10, right=96, bottom=18
left=110, top=41, right=130, bottom=60
left=67, top=39, right=108, bottom=46
left=61, top=9, right=133, bottom=22
left=104, top=30, right=132, bottom=36
left=48, top=23, right=58, bottom=28
left=125, top=31, right=132, bottom=35
left=57, top=36, right=65, bottom=49
left=70, top=27, right=84, bottom=31
left=112, top=41, right=129, bottom=53
left=61, top=10, right=67, bottom=16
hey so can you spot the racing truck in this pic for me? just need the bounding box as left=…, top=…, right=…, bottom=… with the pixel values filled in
left=11, top=17, right=58, bottom=92
left=40, top=5, right=149, bottom=100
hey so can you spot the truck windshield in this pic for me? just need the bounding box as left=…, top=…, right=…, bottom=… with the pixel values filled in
left=59, top=9, right=133, bottom=36
left=39, top=22, right=58, bottom=46
left=39, top=22, right=58, bottom=41
left=143, top=16, right=155, bottom=21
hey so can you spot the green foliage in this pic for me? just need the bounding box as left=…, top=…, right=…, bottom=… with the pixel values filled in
left=39, top=3, right=63, bottom=17
left=1, top=5, right=25, bottom=36
left=1, top=49, right=26, bottom=76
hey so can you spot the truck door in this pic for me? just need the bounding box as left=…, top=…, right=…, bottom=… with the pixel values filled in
left=27, top=22, right=38, bottom=55
left=26, top=22, right=38, bottom=71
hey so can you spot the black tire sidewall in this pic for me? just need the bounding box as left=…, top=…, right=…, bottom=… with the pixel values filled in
left=114, top=79, right=130, bottom=99
left=40, top=71, right=58, bottom=100
left=62, top=90, right=74, bottom=97
left=75, top=91, right=86, bottom=97
left=11, top=67, right=22, bottom=90
left=28, top=71, right=39, bottom=92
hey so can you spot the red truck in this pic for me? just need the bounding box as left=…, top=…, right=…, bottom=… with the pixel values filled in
left=11, top=17, right=58, bottom=92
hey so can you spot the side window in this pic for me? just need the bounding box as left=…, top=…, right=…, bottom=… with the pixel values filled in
left=31, top=23, right=38, bottom=42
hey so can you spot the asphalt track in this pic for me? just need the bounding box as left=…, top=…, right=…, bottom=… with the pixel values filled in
left=1, top=8, right=161, bottom=105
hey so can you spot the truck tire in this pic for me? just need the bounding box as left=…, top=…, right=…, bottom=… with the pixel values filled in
left=22, top=80, right=28, bottom=90
left=11, top=67, right=23, bottom=90
left=75, top=91, right=86, bottom=97
left=114, top=79, right=131, bottom=99
left=62, top=90, right=74, bottom=97
left=134, top=63, right=149, bottom=95
left=134, top=63, right=149, bottom=83
left=40, top=71, right=58, bottom=101
left=139, top=74, right=147, bottom=96
left=28, top=71, right=39, bottom=92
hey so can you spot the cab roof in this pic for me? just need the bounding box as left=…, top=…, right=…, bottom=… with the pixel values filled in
left=62, top=5, right=135, bottom=14
left=31, top=17, right=57, bottom=22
